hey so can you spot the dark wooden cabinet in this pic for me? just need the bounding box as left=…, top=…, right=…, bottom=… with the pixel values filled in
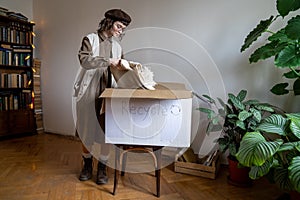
left=0, top=110, right=35, bottom=137
left=0, top=14, right=36, bottom=138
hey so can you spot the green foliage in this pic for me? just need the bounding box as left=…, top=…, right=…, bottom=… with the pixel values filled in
left=199, top=90, right=276, bottom=157
left=240, top=16, right=274, bottom=52
left=236, top=113, right=300, bottom=192
left=241, top=0, right=300, bottom=96
left=277, top=0, right=300, bottom=17
left=236, top=132, right=283, bottom=166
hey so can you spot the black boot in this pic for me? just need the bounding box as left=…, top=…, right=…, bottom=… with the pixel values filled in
left=79, top=156, right=93, bottom=181
left=96, top=161, right=108, bottom=184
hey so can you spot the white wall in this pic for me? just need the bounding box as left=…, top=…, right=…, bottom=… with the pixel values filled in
left=2, top=0, right=300, bottom=155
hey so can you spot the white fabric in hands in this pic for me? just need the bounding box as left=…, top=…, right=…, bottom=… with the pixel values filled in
left=110, top=59, right=157, bottom=90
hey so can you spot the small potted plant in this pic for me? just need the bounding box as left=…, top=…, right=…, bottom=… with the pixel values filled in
left=236, top=113, right=300, bottom=199
left=199, top=89, right=276, bottom=186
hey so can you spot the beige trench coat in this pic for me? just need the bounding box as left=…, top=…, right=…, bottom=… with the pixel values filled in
left=73, top=32, right=122, bottom=148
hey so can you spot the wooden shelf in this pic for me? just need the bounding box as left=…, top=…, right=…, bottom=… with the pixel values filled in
left=0, top=11, right=36, bottom=139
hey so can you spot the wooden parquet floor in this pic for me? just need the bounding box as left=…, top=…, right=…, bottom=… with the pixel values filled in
left=0, top=133, right=287, bottom=200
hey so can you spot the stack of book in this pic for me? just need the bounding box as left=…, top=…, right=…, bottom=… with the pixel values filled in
left=0, top=7, right=8, bottom=17
left=7, top=12, right=28, bottom=21
left=0, top=7, right=28, bottom=22
left=33, top=59, right=43, bottom=133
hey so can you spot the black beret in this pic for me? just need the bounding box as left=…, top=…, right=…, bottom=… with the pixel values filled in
left=105, top=9, right=131, bottom=25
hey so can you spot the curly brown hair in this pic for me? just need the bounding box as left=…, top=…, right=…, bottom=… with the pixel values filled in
left=97, top=18, right=114, bottom=33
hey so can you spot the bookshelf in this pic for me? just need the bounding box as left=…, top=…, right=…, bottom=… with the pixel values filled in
left=0, top=14, right=36, bottom=138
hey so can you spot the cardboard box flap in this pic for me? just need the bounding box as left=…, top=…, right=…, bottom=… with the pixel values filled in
left=100, top=82, right=192, bottom=99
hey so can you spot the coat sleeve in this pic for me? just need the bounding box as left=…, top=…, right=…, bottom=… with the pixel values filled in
left=78, top=36, right=110, bottom=70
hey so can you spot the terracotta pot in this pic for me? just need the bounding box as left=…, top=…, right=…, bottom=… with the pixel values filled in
left=227, top=156, right=252, bottom=187
left=290, top=190, right=300, bottom=200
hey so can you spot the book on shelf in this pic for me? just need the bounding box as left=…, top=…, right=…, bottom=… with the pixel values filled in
left=13, top=52, right=31, bottom=66
left=0, top=46, right=12, bottom=65
left=0, top=24, right=32, bottom=44
left=0, top=72, right=30, bottom=88
left=0, top=91, right=32, bottom=111
left=0, top=44, right=32, bottom=66
left=13, top=48, right=32, bottom=53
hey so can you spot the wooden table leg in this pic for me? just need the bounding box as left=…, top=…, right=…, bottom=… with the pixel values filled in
left=113, top=145, right=120, bottom=195
left=154, top=147, right=162, bottom=197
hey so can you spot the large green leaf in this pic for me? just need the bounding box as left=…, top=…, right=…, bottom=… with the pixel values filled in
left=274, top=166, right=294, bottom=191
left=271, top=83, right=289, bottom=95
left=287, top=113, right=300, bottom=119
left=278, top=142, right=295, bottom=152
left=254, top=104, right=275, bottom=112
left=237, top=90, right=247, bottom=101
left=198, top=107, right=214, bottom=115
left=227, top=114, right=237, bottom=119
left=248, top=120, right=258, bottom=131
left=283, top=70, right=300, bottom=79
left=236, top=132, right=283, bottom=167
left=236, top=120, right=246, bottom=130
left=249, top=158, right=274, bottom=179
left=289, top=156, right=300, bottom=192
left=293, top=78, right=300, bottom=95
left=285, top=15, right=300, bottom=40
left=198, top=108, right=216, bottom=119
left=257, top=114, right=287, bottom=135
left=228, top=93, right=244, bottom=110
left=249, top=41, right=286, bottom=63
left=238, top=111, right=252, bottom=121
left=202, top=94, right=215, bottom=104
left=241, top=16, right=274, bottom=52
left=268, top=29, right=291, bottom=43
left=277, top=0, right=300, bottom=17
left=296, top=142, right=300, bottom=152
left=275, top=45, right=300, bottom=68
left=244, top=99, right=260, bottom=105
left=250, top=108, right=262, bottom=122
left=289, top=116, right=300, bottom=139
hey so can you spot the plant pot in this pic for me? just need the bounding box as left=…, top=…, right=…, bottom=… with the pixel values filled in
left=290, top=190, right=300, bottom=200
left=227, top=156, right=252, bottom=187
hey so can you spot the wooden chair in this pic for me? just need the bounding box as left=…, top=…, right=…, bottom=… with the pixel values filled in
left=112, top=145, right=163, bottom=197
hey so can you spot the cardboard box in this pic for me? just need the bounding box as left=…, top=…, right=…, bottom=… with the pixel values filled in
left=100, top=82, right=192, bottom=147
left=174, top=151, right=221, bottom=179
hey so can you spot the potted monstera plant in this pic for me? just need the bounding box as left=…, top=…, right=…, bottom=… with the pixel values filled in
left=241, top=0, right=300, bottom=95
left=199, top=89, right=276, bottom=186
left=236, top=113, right=300, bottom=199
